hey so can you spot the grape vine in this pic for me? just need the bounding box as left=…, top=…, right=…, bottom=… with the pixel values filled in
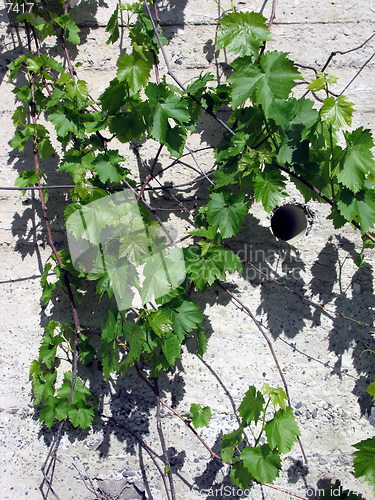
left=4, top=0, right=375, bottom=497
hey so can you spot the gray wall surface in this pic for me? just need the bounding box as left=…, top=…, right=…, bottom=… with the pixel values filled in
left=0, top=1, right=374, bottom=499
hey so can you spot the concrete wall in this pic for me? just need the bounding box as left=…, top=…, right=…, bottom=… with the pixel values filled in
left=0, top=1, right=374, bottom=499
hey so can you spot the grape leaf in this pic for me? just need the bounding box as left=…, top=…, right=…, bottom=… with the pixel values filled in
left=230, top=462, right=254, bottom=489
left=254, top=168, right=287, bottom=212
left=101, top=309, right=117, bottom=342
left=15, top=169, right=39, bottom=188
left=207, top=192, right=248, bottom=238
left=337, top=188, right=375, bottom=233
left=165, top=301, right=203, bottom=340
left=352, top=438, right=375, bottom=495
left=241, top=444, right=282, bottom=483
left=100, top=338, right=119, bottom=381
left=221, top=427, right=244, bottom=462
left=57, top=371, right=93, bottom=405
left=161, top=332, right=181, bottom=366
left=189, top=403, right=211, bottom=428
left=120, top=323, right=145, bottom=374
left=184, top=246, right=242, bottom=290
left=264, top=407, right=301, bottom=453
left=262, top=384, right=288, bottom=410
left=336, top=128, right=375, bottom=193
left=48, top=106, right=81, bottom=137
left=12, top=105, right=27, bottom=126
left=106, top=5, right=119, bottom=44
left=145, top=82, right=190, bottom=143
left=100, top=78, right=127, bottom=114
left=31, top=370, right=56, bottom=405
left=109, top=106, right=148, bottom=142
left=216, top=12, right=272, bottom=57
left=68, top=405, right=95, bottom=429
left=307, top=72, right=338, bottom=92
left=238, top=386, right=265, bottom=425
left=117, top=53, right=152, bottom=92
left=147, top=310, right=173, bottom=337
left=195, top=327, right=207, bottom=356
left=53, top=13, right=80, bottom=44
left=320, top=96, right=354, bottom=130
left=229, top=51, right=301, bottom=110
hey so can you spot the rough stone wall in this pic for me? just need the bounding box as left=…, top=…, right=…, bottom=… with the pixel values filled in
left=0, top=1, right=374, bottom=499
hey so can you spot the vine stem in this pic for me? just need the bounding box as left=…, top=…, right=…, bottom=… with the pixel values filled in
left=155, top=379, right=177, bottom=500
left=24, top=16, right=82, bottom=496
left=103, top=415, right=173, bottom=500
left=144, top=1, right=375, bottom=244
left=217, top=283, right=308, bottom=464
left=135, top=365, right=309, bottom=500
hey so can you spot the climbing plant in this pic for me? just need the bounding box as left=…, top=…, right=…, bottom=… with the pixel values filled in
left=5, top=0, right=375, bottom=497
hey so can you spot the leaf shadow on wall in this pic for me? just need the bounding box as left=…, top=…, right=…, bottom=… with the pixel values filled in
left=326, top=236, right=374, bottom=417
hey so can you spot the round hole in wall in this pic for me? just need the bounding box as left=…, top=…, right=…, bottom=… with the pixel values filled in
left=270, top=204, right=308, bottom=244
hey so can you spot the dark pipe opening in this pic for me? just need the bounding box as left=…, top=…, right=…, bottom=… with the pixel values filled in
left=270, top=204, right=308, bottom=243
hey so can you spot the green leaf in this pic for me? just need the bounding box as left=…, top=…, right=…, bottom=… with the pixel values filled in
left=165, top=301, right=203, bottom=340
left=120, top=322, right=145, bottom=374
left=141, top=249, right=186, bottom=304
left=31, top=370, right=56, bottom=406
left=216, top=12, right=272, bottom=57
left=195, top=327, right=208, bottom=356
left=145, top=82, right=190, bottom=143
left=109, top=106, right=148, bottom=142
left=15, top=169, right=39, bottom=188
left=100, top=338, right=119, bottom=381
left=254, top=168, right=287, bottom=212
left=165, top=126, right=187, bottom=157
left=336, top=128, right=375, bottom=193
left=320, top=96, right=354, bottom=130
left=185, top=246, right=242, bottom=290
left=117, top=53, right=152, bottom=92
left=229, top=51, right=301, bottom=110
left=101, top=309, right=117, bottom=342
left=230, top=462, right=254, bottom=489
left=352, top=438, right=375, bottom=495
left=38, top=136, right=54, bottom=159
left=93, top=159, right=123, bottom=184
left=68, top=405, right=95, bottom=429
left=161, top=332, right=181, bottom=366
left=207, top=192, right=248, bottom=238
left=53, top=13, right=80, bottom=44
left=48, top=107, right=80, bottom=137
left=238, top=386, right=265, bottom=425
left=261, top=384, right=288, bottom=410
left=66, top=79, right=88, bottom=99
left=100, top=78, right=128, bottom=114
left=307, top=72, right=338, bottom=92
left=366, top=382, right=375, bottom=401
left=241, top=444, right=282, bottom=483
left=265, top=407, right=301, bottom=453
left=12, top=105, right=27, bottom=127
left=189, top=403, right=211, bottom=428
left=39, top=398, right=58, bottom=428
left=106, top=5, right=119, bottom=44
left=147, top=310, right=173, bottom=337
left=337, top=188, right=375, bottom=233
left=16, top=13, right=54, bottom=40
left=221, top=427, right=244, bottom=462
left=39, top=323, right=64, bottom=369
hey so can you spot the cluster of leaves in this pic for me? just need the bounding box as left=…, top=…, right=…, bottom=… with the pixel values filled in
left=198, top=11, right=375, bottom=239
left=220, top=385, right=300, bottom=486
left=6, top=0, right=374, bottom=494
left=30, top=321, right=96, bottom=429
